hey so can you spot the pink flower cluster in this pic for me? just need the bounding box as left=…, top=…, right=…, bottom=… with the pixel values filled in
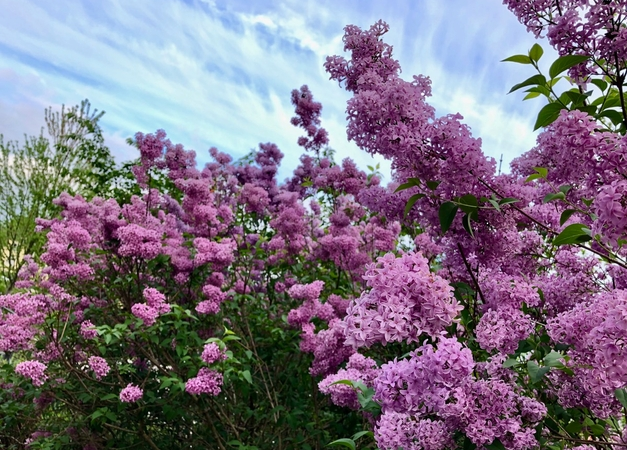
left=0, top=293, right=49, bottom=352
left=185, top=368, right=223, bottom=396
left=119, top=383, right=143, bottom=403
left=80, top=320, right=98, bottom=339
left=373, top=338, right=545, bottom=450
left=196, top=283, right=227, bottom=315
left=290, top=85, right=329, bottom=153
left=504, top=0, right=627, bottom=79
left=546, top=289, right=627, bottom=417
left=476, top=306, right=533, bottom=354
left=201, top=343, right=227, bottom=364
left=88, top=356, right=110, bottom=380
left=594, top=180, right=627, bottom=247
left=318, top=353, right=379, bottom=410
left=131, top=288, right=171, bottom=327
left=287, top=282, right=355, bottom=376
left=343, top=252, right=461, bottom=347
left=15, top=361, right=48, bottom=387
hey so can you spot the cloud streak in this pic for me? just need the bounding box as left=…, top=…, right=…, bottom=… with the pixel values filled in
left=0, top=0, right=548, bottom=181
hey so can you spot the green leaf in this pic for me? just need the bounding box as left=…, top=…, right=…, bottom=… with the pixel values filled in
left=501, top=54, right=532, bottom=64
left=327, top=438, right=356, bottom=450
left=559, top=209, right=577, bottom=226
left=526, top=173, right=543, bottom=182
left=543, top=192, right=565, bottom=203
left=462, top=214, right=474, bottom=238
left=591, top=78, right=608, bottom=92
left=439, top=202, right=459, bottom=234
left=357, top=387, right=376, bottom=409
left=575, top=105, right=597, bottom=115
left=458, top=194, right=478, bottom=214
left=329, top=379, right=354, bottom=387
left=600, top=109, right=624, bottom=125
left=488, top=199, right=501, bottom=211
left=543, top=351, right=565, bottom=367
left=523, top=91, right=541, bottom=100
left=549, top=54, right=590, bottom=79
left=534, top=103, right=564, bottom=130
left=503, top=358, right=521, bottom=368
left=533, top=167, right=548, bottom=178
left=563, top=89, right=592, bottom=107
left=558, top=185, right=572, bottom=195
left=566, top=421, right=583, bottom=434
left=464, top=437, right=477, bottom=450
left=588, top=424, right=606, bottom=436
left=508, top=74, right=547, bottom=94
left=549, top=76, right=562, bottom=87
left=553, top=223, right=592, bottom=246
left=600, top=93, right=622, bottom=111
left=525, top=85, right=552, bottom=97
left=351, top=431, right=374, bottom=441
left=394, top=177, right=422, bottom=192
left=486, top=438, right=507, bottom=450
left=527, top=361, right=550, bottom=384
left=426, top=180, right=441, bottom=190
left=615, top=388, right=627, bottom=409
left=241, top=370, right=253, bottom=385
left=404, top=193, right=426, bottom=217
left=498, top=197, right=520, bottom=206
left=529, top=43, right=544, bottom=62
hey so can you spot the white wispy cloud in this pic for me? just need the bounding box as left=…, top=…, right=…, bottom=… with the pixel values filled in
left=0, top=0, right=548, bottom=182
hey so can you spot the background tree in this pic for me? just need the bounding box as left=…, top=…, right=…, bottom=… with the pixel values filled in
left=0, top=100, right=117, bottom=293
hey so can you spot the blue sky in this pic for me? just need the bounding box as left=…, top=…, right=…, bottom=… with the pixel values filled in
left=0, top=0, right=555, bottom=181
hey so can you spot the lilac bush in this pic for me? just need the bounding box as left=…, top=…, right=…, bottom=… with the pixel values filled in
left=4, top=1, right=627, bottom=449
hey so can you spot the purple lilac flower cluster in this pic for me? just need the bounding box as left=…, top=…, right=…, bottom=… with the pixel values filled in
left=343, top=252, right=461, bottom=347
left=15, top=361, right=48, bottom=387
left=318, top=353, right=379, bottom=410
left=185, top=368, right=223, bottom=396
left=87, top=356, right=110, bottom=380
left=504, top=0, right=627, bottom=80
left=131, top=288, right=171, bottom=327
left=374, top=338, right=545, bottom=450
left=201, top=343, right=227, bottom=364
left=119, top=383, right=143, bottom=403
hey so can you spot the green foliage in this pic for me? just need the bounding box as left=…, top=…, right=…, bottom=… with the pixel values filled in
left=0, top=100, right=118, bottom=293
left=503, top=44, right=627, bottom=133
left=553, top=223, right=592, bottom=246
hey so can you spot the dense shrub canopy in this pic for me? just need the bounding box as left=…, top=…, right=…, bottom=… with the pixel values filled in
left=3, top=1, right=627, bottom=450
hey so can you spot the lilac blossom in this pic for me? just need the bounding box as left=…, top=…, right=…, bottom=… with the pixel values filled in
left=15, top=361, right=48, bottom=387
left=119, top=384, right=143, bottom=403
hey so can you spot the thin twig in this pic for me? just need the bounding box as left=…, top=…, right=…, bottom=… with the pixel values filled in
left=457, top=243, right=486, bottom=306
